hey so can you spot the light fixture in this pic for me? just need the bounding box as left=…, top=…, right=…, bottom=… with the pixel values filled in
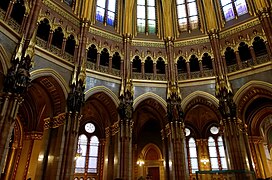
left=75, top=144, right=82, bottom=158
left=136, top=159, right=145, bottom=166
left=200, top=158, right=209, bottom=165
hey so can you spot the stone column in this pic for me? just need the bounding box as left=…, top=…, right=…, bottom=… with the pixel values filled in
left=4, top=0, right=14, bottom=21
left=0, top=94, right=23, bottom=174
left=256, top=2, right=272, bottom=50
left=108, top=56, right=113, bottom=73
left=249, top=136, right=271, bottom=179
left=199, top=60, right=204, bottom=77
left=141, top=62, right=144, bottom=78
left=165, top=92, right=189, bottom=180
left=118, top=92, right=133, bottom=180
left=96, top=52, right=101, bottom=70
left=46, top=30, right=54, bottom=49
left=19, top=13, right=28, bottom=33
left=215, top=76, right=254, bottom=179
left=61, top=38, right=67, bottom=55
left=153, top=63, right=156, bottom=78
left=265, top=42, right=272, bottom=60
left=102, top=128, right=111, bottom=180
left=186, top=61, right=191, bottom=79
left=249, top=46, right=257, bottom=65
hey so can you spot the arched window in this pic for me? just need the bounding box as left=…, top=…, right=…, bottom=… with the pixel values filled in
left=87, top=44, right=97, bottom=63
left=225, top=47, right=237, bottom=66
left=112, top=52, right=121, bottom=70
left=189, top=55, right=199, bottom=72
left=202, top=53, right=213, bottom=70
left=65, top=35, right=76, bottom=55
left=51, top=27, right=64, bottom=49
left=100, top=48, right=109, bottom=66
left=176, top=0, right=199, bottom=32
left=156, top=57, right=165, bottom=74
left=96, top=0, right=117, bottom=26
left=253, top=36, right=267, bottom=57
left=10, top=0, right=26, bottom=25
left=188, top=137, right=199, bottom=173
left=132, top=56, right=142, bottom=73
left=218, top=136, right=227, bottom=169
left=208, top=137, right=219, bottom=170
left=220, top=0, right=248, bottom=21
left=208, top=126, right=227, bottom=170
left=37, top=19, right=51, bottom=42
left=144, top=57, right=153, bottom=73
left=177, top=56, right=187, bottom=74
left=137, top=0, right=156, bottom=34
left=75, top=123, right=99, bottom=174
left=238, top=42, right=251, bottom=61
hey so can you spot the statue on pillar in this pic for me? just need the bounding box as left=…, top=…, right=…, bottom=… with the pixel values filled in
left=3, top=56, right=31, bottom=94
left=215, top=75, right=236, bottom=119
left=166, top=82, right=184, bottom=122
left=118, top=89, right=133, bottom=120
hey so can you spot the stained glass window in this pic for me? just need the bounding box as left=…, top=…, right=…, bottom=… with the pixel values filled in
left=218, top=136, right=227, bottom=169
left=88, top=136, right=99, bottom=173
left=96, top=0, right=116, bottom=26
left=220, top=0, right=248, bottom=21
left=208, top=126, right=228, bottom=171
left=75, top=135, right=88, bottom=173
left=208, top=137, right=219, bottom=170
left=64, top=0, right=73, bottom=6
left=188, top=137, right=199, bottom=173
left=176, top=0, right=198, bottom=32
left=75, top=124, right=99, bottom=174
left=137, top=0, right=156, bottom=34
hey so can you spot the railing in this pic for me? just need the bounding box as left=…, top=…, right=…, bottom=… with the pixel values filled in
left=144, top=73, right=154, bottom=80
left=155, top=74, right=166, bottom=81
left=132, top=72, right=142, bottom=79
left=227, top=54, right=270, bottom=73
left=178, top=73, right=187, bottom=80
left=86, top=61, right=96, bottom=70
left=196, top=170, right=256, bottom=180
left=0, top=8, right=5, bottom=20
left=256, top=54, right=269, bottom=64
left=7, top=18, right=20, bottom=33
left=227, top=64, right=239, bottom=73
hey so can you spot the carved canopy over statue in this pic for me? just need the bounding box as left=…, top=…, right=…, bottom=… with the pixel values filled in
left=3, top=56, right=31, bottom=94
left=67, top=80, right=85, bottom=113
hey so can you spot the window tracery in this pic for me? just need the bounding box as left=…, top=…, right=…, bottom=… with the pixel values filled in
left=220, top=0, right=248, bottom=21
left=176, top=0, right=199, bottom=32
left=96, top=0, right=117, bottom=26
left=137, top=0, right=156, bottom=34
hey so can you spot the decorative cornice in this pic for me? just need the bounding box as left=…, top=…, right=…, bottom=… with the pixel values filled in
left=220, top=18, right=260, bottom=38
left=131, top=40, right=165, bottom=48
left=89, top=27, right=123, bottom=43
left=44, top=113, right=66, bottom=129
left=25, top=132, right=43, bottom=140
left=43, top=0, right=80, bottom=25
left=175, top=37, right=210, bottom=47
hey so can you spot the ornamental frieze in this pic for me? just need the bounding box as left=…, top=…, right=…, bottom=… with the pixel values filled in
left=89, top=27, right=123, bottom=43
left=220, top=18, right=260, bottom=39
left=43, top=0, right=79, bottom=25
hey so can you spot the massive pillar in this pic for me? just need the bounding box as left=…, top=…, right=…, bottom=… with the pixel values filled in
left=163, top=37, right=189, bottom=180
left=59, top=21, right=87, bottom=180
left=116, top=34, right=134, bottom=180
left=255, top=1, right=272, bottom=51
